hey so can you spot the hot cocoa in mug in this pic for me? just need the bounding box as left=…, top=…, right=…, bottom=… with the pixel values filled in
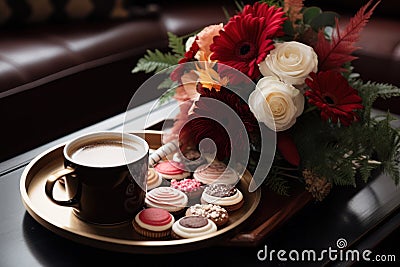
left=45, top=131, right=149, bottom=225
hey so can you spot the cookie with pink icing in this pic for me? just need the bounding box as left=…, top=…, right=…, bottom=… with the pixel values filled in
left=170, top=178, right=205, bottom=205
left=154, top=160, right=190, bottom=180
left=132, top=208, right=175, bottom=238
left=145, top=187, right=188, bottom=215
left=193, top=161, right=240, bottom=185
left=171, top=178, right=201, bottom=190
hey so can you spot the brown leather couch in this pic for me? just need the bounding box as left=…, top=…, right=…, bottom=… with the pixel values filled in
left=0, top=2, right=236, bottom=161
left=0, top=0, right=399, bottom=162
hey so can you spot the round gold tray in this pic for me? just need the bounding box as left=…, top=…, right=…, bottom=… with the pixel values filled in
left=20, top=130, right=261, bottom=254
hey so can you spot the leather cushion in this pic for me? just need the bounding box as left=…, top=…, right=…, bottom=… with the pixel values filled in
left=0, top=0, right=159, bottom=26
left=0, top=19, right=166, bottom=97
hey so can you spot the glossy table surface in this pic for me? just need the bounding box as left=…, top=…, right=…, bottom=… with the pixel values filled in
left=1, top=100, right=399, bottom=266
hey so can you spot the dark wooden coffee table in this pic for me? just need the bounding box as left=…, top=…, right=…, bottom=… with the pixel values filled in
left=1, top=100, right=399, bottom=266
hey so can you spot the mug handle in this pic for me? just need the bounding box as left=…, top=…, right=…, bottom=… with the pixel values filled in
left=45, top=167, right=79, bottom=208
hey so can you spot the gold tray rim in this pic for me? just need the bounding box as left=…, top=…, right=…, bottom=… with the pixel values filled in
left=20, top=130, right=261, bottom=254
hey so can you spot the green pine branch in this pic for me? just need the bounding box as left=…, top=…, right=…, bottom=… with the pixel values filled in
left=292, top=109, right=398, bottom=188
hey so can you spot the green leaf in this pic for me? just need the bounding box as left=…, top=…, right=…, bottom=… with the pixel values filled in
left=302, top=6, right=322, bottom=25
left=351, top=80, right=400, bottom=122
left=358, top=158, right=379, bottom=183
left=158, top=88, right=177, bottom=105
left=282, top=20, right=295, bottom=38
left=310, top=11, right=340, bottom=31
left=234, top=0, right=245, bottom=11
left=167, top=32, right=185, bottom=58
left=222, top=6, right=231, bottom=22
left=259, top=0, right=283, bottom=8
left=132, top=49, right=179, bottom=74
left=157, top=77, right=179, bottom=90
left=376, top=84, right=400, bottom=99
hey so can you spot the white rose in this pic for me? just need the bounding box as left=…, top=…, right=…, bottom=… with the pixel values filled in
left=259, top=41, right=318, bottom=87
left=185, top=36, right=196, bottom=52
left=249, top=76, right=304, bottom=131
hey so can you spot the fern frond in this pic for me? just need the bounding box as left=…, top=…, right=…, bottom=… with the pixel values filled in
left=157, top=77, right=179, bottom=90
left=158, top=88, right=177, bottom=105
left=351, top=80, right=400, bottom=122
left=314, top=0, right=380, bottom=71
left=383, top=160, right=400, bottom=185
left=371, top=113, right=400, bottom=185
left=357, top=158, right=379, bottom=183
left=265, top=174, right=290, bottom=196
left=132, top=49, right=179, bottom=74
left=376, top=83, right=400, bottom=99
left=167, top=32, right=185, bottom=58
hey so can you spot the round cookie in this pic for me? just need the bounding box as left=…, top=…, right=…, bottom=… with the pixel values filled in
left=201, top=183, right=244, bottom=212
left=146, top=167, right=163, bottom=191
left=154, top=161, right=190, bottom=180
left=185, top=203, right=229, bottom=227
left=145, top=187, right=188, bottom=215
left=171, top=215, right=217, bottom=239
left=193, top=161, right=240, bottom=185
left=132, top=208, right=174, bottom=239
left=170, top=178, right=204, bottom=206
left=173, top=149, right=207, bottom=172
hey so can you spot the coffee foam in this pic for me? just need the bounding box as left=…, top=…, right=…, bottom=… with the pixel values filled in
left=67, top=133, right=147, bottom=167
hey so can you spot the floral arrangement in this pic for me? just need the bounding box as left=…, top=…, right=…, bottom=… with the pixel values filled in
left=132, top=0, right=400, bottom=201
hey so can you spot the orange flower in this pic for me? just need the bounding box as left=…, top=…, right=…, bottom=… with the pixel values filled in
left=196, top=23, right=224, bottom=61
left=195, top=62, right=229, bottom=91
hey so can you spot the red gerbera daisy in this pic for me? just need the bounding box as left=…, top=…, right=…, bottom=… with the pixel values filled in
left=179, top=86, right=259, bottom=160
left=239, top=2, right=286, bottom=38
left=305, top=71, right=364, bottom=126
left=210, top=14, right=275, bottom=80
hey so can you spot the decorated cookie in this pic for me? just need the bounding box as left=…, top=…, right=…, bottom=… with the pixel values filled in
left=171, top=215, right=217, bottom=239
left=132, top=208, right=175, bottom=239
left=201, top=183, right=244, bottom=212
left=145, top=187, right=188, bottom=215
left=154, top=160, right=190, bottom=180
left=185, top=203, right=229, bottom=227
left=173, top=149, right=207, bottom=171
left=193, top=161, right=240, bottom=185
left=146, top=168, right=163, bottom=190
left=170, top=178, right=205, bottom=205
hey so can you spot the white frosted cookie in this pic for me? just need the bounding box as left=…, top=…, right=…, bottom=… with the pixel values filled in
left=171, top=215, right=217, bottom=239
left=145, top=187, right=188, bottom=214
left=185, top=203, right=229, bottom=227
left=146, top=168, right=163, bottom=190
left=201, top=183, right=244, bottom=212
left=193, top=161, right=239, bottom=185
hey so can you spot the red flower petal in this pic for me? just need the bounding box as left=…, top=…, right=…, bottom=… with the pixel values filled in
left=210, top=7, right=283, bottom=80
left=305, top=71, right=364, bottom=126
left=240, top=2, right=287, bottom=38
left=277, top=132, right=300, bottom=166
left=179, top=87, right=259, bottom=161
